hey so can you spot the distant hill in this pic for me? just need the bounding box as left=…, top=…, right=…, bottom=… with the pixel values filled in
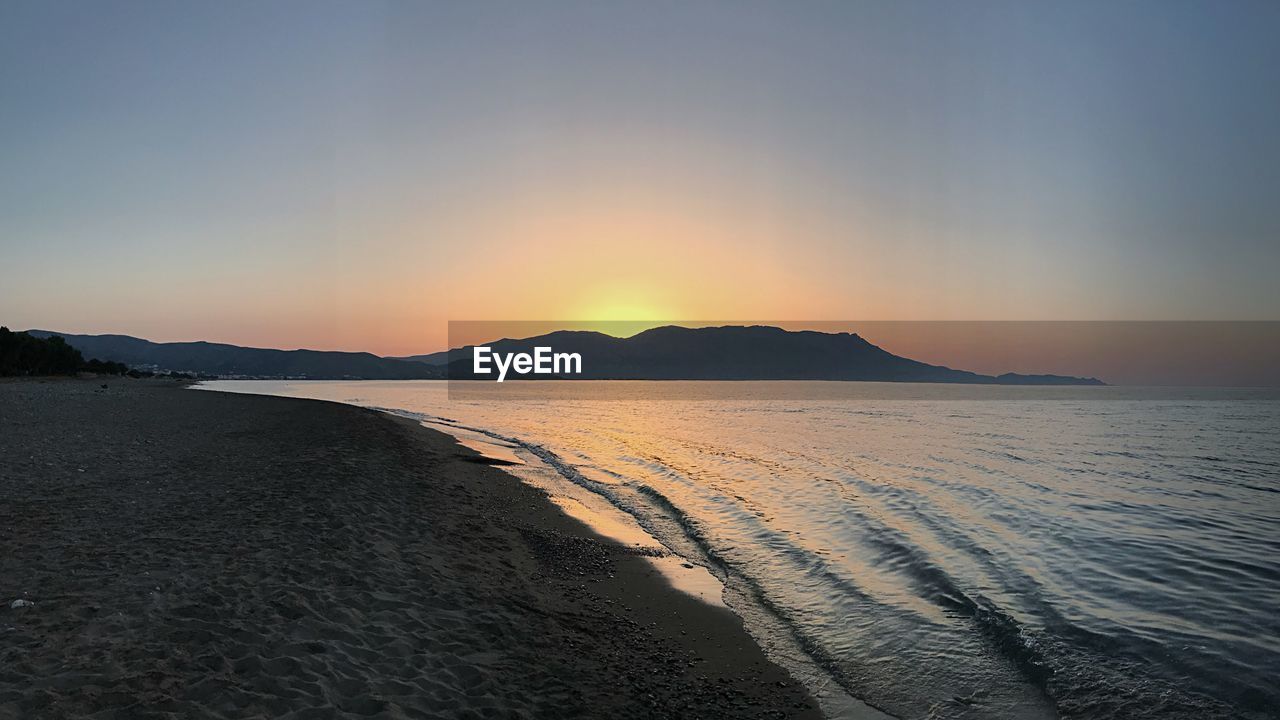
left=432, top=325, right=1105, bottom=385
left=26, top=325, right=1103, bottom=384
left=392, top=350, right=452, bottom=366
left=26, top=331, right=442, bottom=380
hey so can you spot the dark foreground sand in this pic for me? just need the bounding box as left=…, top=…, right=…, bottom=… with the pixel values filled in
left=0, top=379, right=819, bottom=719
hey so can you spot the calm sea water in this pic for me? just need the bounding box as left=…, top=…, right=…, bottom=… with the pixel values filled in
left=199, top=381, right=1280, bottom=720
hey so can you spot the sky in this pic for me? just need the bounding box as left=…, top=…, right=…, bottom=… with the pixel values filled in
left=2, top=0, right=1278, bottom=357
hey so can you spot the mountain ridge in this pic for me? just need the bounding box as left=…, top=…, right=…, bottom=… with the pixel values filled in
left=24, top=330, right=441, bottom=380
left=435, top=325, right=1106, bottom=385
left=28, top=325, right=1104, bottom=384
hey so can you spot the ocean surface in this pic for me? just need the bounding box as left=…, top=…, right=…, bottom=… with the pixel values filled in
left=198, top=380, right=1280, bottom=720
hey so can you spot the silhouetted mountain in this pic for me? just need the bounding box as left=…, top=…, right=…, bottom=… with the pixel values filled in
left=994, top=372, right=1102, bottom=386
left=437, top=325, right=1105, bottom=384
left=393, top=350, right=452, bottom=365
left=26, top=325, right=1103, bottom=384
left=25, top=331, right=442, bottom=380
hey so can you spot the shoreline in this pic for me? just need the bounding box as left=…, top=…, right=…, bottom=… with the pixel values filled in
left=351, top=402, right=887, bottom=719
left=1, top=378, right=820, bottom=718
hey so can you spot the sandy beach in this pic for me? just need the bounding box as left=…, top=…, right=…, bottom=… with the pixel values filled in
left=0, top=379, right=818, bottom=719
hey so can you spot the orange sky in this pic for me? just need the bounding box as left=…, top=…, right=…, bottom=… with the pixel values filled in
left=4, top=2, right=1278, bottom=374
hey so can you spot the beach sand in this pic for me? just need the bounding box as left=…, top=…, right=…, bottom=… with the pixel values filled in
left=0, top=379, right=819, bottom=719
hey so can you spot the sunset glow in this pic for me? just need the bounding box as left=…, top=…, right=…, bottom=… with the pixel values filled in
left=4, top=4, right=1280, bottom=718
left=3, top=1, right=1278, bottom=365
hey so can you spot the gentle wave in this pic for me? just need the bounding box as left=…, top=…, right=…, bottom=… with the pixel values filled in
left=202, top=381, right=1280, bottom=720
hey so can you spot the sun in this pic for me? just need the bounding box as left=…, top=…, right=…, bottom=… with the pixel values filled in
left=566, top=293, right=684, bottom=337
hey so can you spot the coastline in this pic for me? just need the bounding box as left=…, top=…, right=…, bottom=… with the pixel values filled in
left=0, top=378, right=819, bottom=718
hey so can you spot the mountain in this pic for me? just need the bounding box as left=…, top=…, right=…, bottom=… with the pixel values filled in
left=392, top=350, right=452, bottom=365
left=435, top=325, right=1105, bottom=385
left=25, top=331, right=442, bottom=380
left=26, top=325, right=1104, bottom=384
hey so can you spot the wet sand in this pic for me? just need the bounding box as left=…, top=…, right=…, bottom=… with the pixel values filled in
left=0, top=378, right=819, bottom=719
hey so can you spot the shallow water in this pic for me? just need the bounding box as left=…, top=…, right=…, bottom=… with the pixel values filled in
left=199, top=380, right=1280, bottom=720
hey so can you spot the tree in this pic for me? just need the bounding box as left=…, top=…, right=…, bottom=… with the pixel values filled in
left=0, top=327, right=128, bottom=376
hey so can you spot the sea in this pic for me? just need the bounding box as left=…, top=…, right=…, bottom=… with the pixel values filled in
left=197, top=380, right=1280, bottom=720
